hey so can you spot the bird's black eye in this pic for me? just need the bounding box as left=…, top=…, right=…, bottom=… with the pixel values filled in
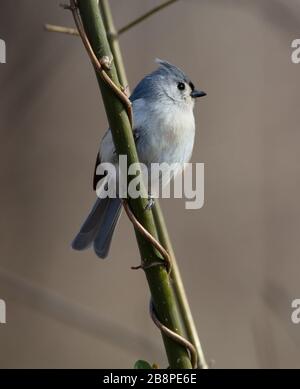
left=177, top=82, right=185, bottom=90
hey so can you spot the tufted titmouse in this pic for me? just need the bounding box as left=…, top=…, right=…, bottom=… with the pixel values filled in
left=72, top=59, right=206, bottom=258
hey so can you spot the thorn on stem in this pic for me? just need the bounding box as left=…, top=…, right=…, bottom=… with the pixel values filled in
left=100, top=56, right=113, bottom=70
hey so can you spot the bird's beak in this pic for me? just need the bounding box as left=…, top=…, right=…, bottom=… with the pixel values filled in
left=191, top=90, right=207, bottom=98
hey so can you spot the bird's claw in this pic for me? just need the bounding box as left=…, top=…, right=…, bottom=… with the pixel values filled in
left=145, top=196, right=155, bottom=210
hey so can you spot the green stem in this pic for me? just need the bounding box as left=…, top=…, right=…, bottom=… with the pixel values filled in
left=76, top=0, right=191, bottom=369
left=152, top=203, right=208, bottom=369
left=99, top=0, right=207, bottom=369
left=99, top=0, right=128, bottom=88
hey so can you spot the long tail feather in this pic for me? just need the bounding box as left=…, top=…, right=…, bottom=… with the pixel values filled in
left=93, top=199, right=122, bottom=258
left=71, top=198, right=122, bottom=258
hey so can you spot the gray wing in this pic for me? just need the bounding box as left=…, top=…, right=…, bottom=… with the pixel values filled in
left=93, top=127, right=141, bottom=190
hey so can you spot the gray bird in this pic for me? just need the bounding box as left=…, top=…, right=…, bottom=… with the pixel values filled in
left=72, top=59, right=206, bottom=258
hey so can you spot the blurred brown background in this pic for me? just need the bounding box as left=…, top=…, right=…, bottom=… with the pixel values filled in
left=0, top=0, right=300, bottom=368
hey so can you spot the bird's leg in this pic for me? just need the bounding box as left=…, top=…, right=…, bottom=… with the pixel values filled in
left=145, top=194, right=155, bottom=211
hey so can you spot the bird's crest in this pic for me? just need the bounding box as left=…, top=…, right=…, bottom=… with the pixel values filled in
left=155, top=58, right=188, bottom=82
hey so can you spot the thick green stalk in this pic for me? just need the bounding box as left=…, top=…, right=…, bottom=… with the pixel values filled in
left=99, top=0, right=207, bottom=369
left=152, top=203, right=208, bottom=369
left=76, top=0, right=191, bottom=369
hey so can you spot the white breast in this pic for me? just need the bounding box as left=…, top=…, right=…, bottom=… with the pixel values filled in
left=99, top=98, right=196, bottom=195
left=133, top=98, right=195, bottom=167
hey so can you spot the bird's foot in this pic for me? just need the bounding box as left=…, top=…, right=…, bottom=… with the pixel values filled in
left=145, top=195, right=155, bottom=211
